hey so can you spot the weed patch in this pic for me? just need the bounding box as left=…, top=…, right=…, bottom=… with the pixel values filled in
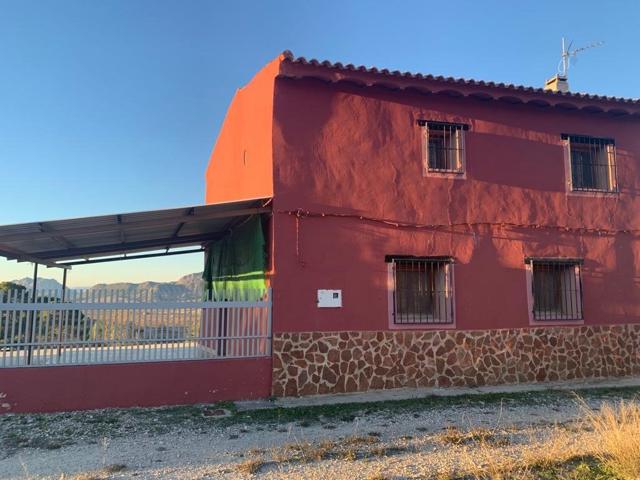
left=2, top=385, right=640, bottom=463
left=583, top=399, right=640, bottom=479
left=103, top=463, right=127, bottom=473
left=437, top=426, right=509, bottom=447
left=236, top=458, right=266, bottom=475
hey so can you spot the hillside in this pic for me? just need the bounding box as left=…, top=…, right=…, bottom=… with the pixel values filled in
left=12, top=277, right=65, bottom=291
left=12, top=272, right=204, bottom=300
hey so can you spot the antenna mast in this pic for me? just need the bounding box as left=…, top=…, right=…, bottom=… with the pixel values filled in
left=558, top=37, right=604, bottom=80
left=545, top=37, right=604, bottom=92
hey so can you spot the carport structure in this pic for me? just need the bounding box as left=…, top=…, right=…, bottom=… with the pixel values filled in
left=0, top=198, right=270, bottom=269
left=0, top=198, right=273, bottom=413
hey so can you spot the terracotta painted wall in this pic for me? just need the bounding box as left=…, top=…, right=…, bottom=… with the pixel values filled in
left=0, top=358, right=272, bottom=413
left=205, top=57, right=279, bottom=204
left=270, top=77, right=640, bottom=334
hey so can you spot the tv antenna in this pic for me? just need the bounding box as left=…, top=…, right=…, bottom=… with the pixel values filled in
left=558, top=37, right=604, bottom=79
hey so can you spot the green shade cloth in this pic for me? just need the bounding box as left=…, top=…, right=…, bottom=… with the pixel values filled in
left=203, top=215, right=266, bottom=300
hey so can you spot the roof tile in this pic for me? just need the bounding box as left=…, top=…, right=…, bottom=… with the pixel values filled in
left=280, top=50, right=639, bottom=106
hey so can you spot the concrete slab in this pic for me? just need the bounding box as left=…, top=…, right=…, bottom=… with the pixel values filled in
left=235, top=376, right=640, bottom=411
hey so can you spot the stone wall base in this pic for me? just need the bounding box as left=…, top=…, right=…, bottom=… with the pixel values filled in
left=272, top=326, right=640, bottom=397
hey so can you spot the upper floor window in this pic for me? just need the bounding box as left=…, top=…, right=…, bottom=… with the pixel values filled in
left=526, top=258, right=583, bottom=321
left=387, top=256, right=454, bottom=325
left=564, top=134, right=617, bottom=193
left=420, top=121, right=468, bottom=175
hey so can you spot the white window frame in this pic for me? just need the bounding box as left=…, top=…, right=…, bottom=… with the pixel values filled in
left=525, top=258, right=584, bottom=325
left=563, top=134, right=618, bottom=194
left=386, top=256, right=456, bottom=329
left=421, top=121, right=467, bottom=178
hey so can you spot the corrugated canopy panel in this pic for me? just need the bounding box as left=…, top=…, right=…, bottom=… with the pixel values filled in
left=0, top=198, right=271, bottom=268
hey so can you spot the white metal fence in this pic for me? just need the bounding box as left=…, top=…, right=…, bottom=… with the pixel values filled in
left=0, top=287, right=271, bottom=367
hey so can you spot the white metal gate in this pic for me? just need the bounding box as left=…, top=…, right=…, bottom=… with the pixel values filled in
left=0, top=288, right=271, bottom=367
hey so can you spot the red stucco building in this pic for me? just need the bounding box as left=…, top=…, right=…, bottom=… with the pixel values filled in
left=207, top=51, right=640, bottom=397
left=2, top=51, right=640, bottom=414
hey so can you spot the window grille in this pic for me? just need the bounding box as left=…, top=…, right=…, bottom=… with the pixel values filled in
left=387, top=256, right=454, bottom=325
left=527, top=258, right=583, bottom=321
left=564, top=134, right=617, bottom=192
left=420, top=121, right=467, bottom=174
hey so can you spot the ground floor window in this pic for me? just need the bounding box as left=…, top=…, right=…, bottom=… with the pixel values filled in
left=527, top=258, right=583, bottom=321
left=387, top=256, right=454, bottom=325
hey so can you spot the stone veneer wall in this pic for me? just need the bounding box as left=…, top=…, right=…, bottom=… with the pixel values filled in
left=272, top=326, right=640, bottom=397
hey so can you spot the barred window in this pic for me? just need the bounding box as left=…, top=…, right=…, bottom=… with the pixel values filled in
left=420, top=121, right=467, bottom=174
left=387, top=256, right=454, bottom=325
left=527, top=258, right=583, bottom=321
left=564, top=134, right=617, bottom=192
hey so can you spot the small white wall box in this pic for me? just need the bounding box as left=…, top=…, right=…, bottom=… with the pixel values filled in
left=317, top=289, right=342, bottom=308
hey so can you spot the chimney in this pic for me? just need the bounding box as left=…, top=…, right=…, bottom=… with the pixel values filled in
left=544, top=74, right=569, bottom=93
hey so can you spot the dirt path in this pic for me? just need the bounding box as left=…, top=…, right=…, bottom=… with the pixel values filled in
left=1, top=386, right=638, bottom=480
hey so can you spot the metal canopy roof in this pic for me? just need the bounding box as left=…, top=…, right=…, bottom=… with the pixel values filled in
left=0, top=198, right=271, bottom=269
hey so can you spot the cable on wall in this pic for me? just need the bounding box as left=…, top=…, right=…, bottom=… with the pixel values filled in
left=278, top=208, right=636, bottom=237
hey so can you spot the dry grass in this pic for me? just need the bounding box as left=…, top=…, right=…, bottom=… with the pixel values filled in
left=235, top=458, right=266, bottom=475
left=450, top=398, right=640, bottom=479
left=276, top=440, right=336, bottom=463
left=67, top=400, right=640, bottom=480
left=341, top=448, right=358, bottom=461
left=102, top=463, right=127, bottom=473
left=69, top=475, right=105, bottom=480
left=300, top=440, right=335, bottom=462
left=268, top=434, right=401, bottom=467
left=65, top=397, right=639, bottom=480
left=66, top=463, right=127, bottom=480
left=435, top=425, right=512, bottom=455
left=453, top=423, right=601, bottom=479
left=584, top=399, right=640, bottom=479
left=519, top=425, right=588, bottom=469
left=370, top=445, right=388, bottom=457
left=343, top=434, right=380, bottom=446
left=438, top=426, right=499, bottom=446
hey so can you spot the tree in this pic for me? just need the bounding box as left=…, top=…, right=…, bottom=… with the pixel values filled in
left=0, top=282, right=28, bottom=346
left=0, top=284, right=93, bottom=348
left=0, top=282, right=27, bottom=302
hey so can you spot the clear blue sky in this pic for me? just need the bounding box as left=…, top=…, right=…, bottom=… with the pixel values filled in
left=0, top=0, right=637, bottom=286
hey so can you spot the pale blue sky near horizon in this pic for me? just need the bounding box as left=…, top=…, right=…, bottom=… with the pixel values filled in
left=0, top=0, right=638, bottom=286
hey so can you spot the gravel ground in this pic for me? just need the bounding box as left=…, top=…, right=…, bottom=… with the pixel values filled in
left=1, top=387, right=638, bottom=480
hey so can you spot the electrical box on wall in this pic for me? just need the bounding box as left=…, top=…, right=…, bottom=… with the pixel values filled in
left=317, top=289, right=342, bottom=308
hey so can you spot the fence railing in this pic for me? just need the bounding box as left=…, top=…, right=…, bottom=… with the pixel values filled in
left=0, top=287, right=271, bottom=367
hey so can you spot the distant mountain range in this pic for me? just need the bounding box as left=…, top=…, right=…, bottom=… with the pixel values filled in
left=12, top=277, right=64, bottom=291
left=11, top=272, right=204, bottom=301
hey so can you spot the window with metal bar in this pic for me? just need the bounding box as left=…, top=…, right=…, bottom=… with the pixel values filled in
left=528, top=259, right=583, bottom=321
left=421, top=121, right=467, bottom=174
left=564, top=134, right=617, bottom=192
left=388, top=256, right=454, bottom=325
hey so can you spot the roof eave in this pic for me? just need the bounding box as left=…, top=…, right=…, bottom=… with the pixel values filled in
left=278, top=51, right=640, bottom=117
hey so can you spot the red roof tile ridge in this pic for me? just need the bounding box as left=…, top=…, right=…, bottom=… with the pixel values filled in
left=279, top=50, right=639, bottom=106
